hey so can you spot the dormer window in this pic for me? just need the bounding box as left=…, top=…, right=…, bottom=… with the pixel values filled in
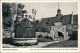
left=48, top=19, right=51, bottom=21
left=46, top=22, right=50, bottom=24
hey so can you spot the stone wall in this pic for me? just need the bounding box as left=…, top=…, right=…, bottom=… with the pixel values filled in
left=36, top=32, right=48, bottom=37
left=50, top=22, right=69, bottom=40
left=36, top=22, right=69, bottom=40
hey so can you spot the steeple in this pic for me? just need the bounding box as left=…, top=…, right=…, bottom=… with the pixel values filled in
left=58, top=3, right=60, bottom=10
left=56, top=3, right=62, bottom=16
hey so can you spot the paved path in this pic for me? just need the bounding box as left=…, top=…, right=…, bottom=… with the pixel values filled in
left=3, top=41, right=60, bottom=48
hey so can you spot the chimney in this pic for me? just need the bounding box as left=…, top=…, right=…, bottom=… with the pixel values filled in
left=71, top=12, right=73, bottom=24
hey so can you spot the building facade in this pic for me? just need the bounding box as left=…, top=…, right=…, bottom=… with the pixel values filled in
left=36, top=6, right=78, bottom=40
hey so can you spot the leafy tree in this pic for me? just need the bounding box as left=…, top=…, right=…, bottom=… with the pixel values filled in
left=35, top=26, right=50, bottom=32
left=17, top=3, right=24, bottom=15
left=34, top=19, right=40, bottom=26
left=21, top=10, right=27, bottom=18
left=22, top=10, right=27, bottom=14
left=17, top=3, right=24, bottom=9
left=2, top=3, right=25, bottom=29
left=2, top=3, right=12, bottom=28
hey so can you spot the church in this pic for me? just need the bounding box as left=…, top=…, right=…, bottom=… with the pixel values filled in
left=36, top=4, right=78, bottom=41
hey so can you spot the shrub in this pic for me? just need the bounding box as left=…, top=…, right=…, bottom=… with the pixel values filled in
left=35, top=26, right=50, bottom=33
left=3, top=37, right=13, bottom=44
left=70, top=31, right=78, bottom=40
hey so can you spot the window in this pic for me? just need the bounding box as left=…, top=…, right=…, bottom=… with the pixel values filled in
left=60, top=21, right=63, bottom=22
left=48, top=19, right=51, bottom=21
left=46, top=22, right=50, bottom=24
left=74, top=27, right=77, bottom=31
left=61, top=17, right=63, bottom=19
left=38, top=35, right=43, bottom=38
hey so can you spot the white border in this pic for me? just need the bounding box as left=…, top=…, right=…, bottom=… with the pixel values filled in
left=0, top=0, right=80, bottom=53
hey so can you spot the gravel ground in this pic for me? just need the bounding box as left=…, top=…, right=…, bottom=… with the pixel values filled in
left=3, top=41, right=60, bottom=48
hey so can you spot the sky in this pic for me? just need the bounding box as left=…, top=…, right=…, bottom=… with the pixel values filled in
left=23, top=2, right=77, bottom=20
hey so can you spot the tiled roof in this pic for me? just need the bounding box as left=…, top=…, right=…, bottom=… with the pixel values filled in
left=39, top=14, right=78, bottom=26
left=39, top=17, right=57, bottom=26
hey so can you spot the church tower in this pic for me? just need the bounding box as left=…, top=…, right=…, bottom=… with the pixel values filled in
left=56, top=3, right=62, bottom=16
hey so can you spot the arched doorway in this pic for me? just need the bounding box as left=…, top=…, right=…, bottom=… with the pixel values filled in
left=38, top=35, right=43, bottom=38
left=58, top=32, right=64, bottom=37
left=57, top=32, right=64, bottom=41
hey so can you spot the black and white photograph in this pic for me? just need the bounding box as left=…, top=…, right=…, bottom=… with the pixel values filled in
left=2, top=2, right=78, bottom=48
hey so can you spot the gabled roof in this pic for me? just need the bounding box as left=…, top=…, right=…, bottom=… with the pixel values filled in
left=39, top=17, right=57, bottom=26
left=61, top=14, right=78, bottom=25
left=39, top=14, right=78, bottom=26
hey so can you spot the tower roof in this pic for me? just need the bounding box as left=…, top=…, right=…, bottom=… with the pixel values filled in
left=56, top=3, right=62, bottom=16
left=57, top=3, right=61, bottom=11
left=58, top=9, right=61, bottom=11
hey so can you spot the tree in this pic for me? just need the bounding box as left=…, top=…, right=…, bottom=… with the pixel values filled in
left=35, top=25, right=50, bottom=32
left=21, top=10, right=27, bottom=18
left=17, top=3, right=24, bottom=15
left=22, top=10, right=27, bottom=14
left=17, top=3, right=24, bottom=9
left=34, top=19, right=40, bottom=26
left=2, top=3, right=25, bottom=28
left=2, top=3, right=12, bottom=28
